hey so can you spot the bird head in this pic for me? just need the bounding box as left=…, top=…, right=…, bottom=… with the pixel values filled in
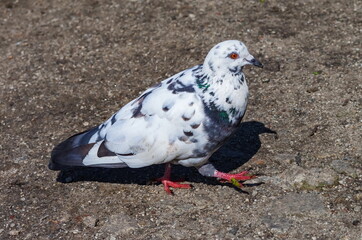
left=203, top=40, right=263, bottom=76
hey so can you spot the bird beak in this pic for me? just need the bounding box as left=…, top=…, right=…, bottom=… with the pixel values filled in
left=244, top=54, right=263, bottom=68
left=246, top=58, right=263, bottom=68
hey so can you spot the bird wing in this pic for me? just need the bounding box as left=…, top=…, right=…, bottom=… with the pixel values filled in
left=97, top=68, right=208, bottom=168
left=50, top=66, right=209, bottom=169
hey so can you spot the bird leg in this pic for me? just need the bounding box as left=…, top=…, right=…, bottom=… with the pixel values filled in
left=156, top=163, right=191, bottom=194
left=198, top=163, right=256, bottom=188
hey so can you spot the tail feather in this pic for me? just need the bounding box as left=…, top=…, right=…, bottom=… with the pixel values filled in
left=49, top=142, right=95, bottom=170
left=49, top=126, right=127, bottom=170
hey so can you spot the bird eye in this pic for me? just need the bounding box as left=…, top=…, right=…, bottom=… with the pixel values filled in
left=229, top=53, right=239, bottom=59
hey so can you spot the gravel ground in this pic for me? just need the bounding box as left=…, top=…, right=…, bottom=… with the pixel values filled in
left=1, top=0, right=361, bottom=239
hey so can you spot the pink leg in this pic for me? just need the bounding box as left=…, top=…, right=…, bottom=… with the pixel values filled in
left=214, top=170, right=256, bottom=187
left=156, top=164, right=191, bottom=194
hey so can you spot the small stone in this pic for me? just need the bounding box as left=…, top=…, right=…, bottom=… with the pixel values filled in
left=295, top=153, right=302, bottom=165
left=253, top=159, right=266, bottom=165
left=252, top=190, right=258, bottom=197
left=354, top=193, right=362, bottom=201
left=59, top=213, right=71, bottom=222
left=306, top=86, right=319, bottom=93
left=9, top=230, right=20, bottom=236
left=352, top=220, right=360, bottom=226
left=14, top=155, right=28, bottom=163
left=228, top=226, right=239, bottom=235
left=83, top=216, right=98, bottom=228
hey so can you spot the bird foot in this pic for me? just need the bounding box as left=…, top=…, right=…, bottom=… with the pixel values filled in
left=215, top=170, right=256, bottom=188
left=155, top=164, right=191, bottom=194
left=158, top=179, right=191, bottom=195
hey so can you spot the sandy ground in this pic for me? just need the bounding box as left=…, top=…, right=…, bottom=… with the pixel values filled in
left=0, top=0, right=361, bottom=239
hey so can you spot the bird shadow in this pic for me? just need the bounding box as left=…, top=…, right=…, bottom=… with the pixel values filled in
left=56, top=121, right=277, bottom=190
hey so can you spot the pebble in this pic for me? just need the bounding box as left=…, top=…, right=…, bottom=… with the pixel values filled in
left=188, top=14, right=196, bottom=20
left=59, top=213, right=71, bottom=223
left=9, top=230, right=20, bottom=236
left=354, top=193, right=362, bottom=201
left=251, top=190, right=258, bottom=197
left=83, top=216, right=98, bottom=228
left=71, top=229, right=80, bottom=234
left=354, top=206, right=361, bottom=212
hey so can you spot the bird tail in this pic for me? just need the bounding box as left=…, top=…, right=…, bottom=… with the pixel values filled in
left=49, top=126, right=99, bottom=170
left=49, top=126, right=127, bottom=170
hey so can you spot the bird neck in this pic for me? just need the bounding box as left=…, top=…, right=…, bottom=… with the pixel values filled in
left=194, top=66, right=249, bottom=124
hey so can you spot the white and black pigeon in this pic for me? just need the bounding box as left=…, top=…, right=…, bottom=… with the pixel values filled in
left=49, top=40, right=263, bottom=194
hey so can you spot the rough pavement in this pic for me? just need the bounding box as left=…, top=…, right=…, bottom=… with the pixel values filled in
left=0, top=0, right=361, bottom=239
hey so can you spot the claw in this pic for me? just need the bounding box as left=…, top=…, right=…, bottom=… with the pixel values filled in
left=155, top=164, right=191, bottom=194
left=161, top=180, right=191, bottom=195
left=214, top=170, right=256, bottom=187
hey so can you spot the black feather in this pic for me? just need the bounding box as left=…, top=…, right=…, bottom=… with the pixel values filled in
left=49, top=126, right=101, bottom=170
left=49, top=126, right=130, bottom=170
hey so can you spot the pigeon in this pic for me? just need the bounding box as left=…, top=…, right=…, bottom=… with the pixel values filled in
left=49, top=40, right=263, bottom=194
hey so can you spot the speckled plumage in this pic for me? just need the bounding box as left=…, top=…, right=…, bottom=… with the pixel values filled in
left=49, top=40, right=263, bottom=191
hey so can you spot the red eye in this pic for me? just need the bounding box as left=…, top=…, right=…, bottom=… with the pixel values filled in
left=229, top=53, right=239, bottom=59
